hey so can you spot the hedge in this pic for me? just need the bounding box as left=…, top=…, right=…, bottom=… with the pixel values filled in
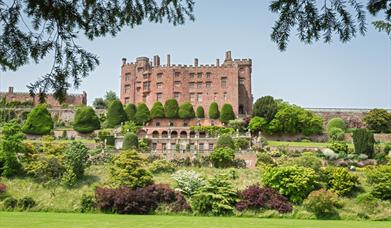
left=22, top=104, right=54, bottom=135
left=150, top=102, right=165, bottom=119
left=106, top=100, right=128, bottom=128
left=134, top=103, right=151, bottom=125
left=164, top=99, right=179, bottom=119
left=125, top=103, right=137, bottom=121
left=196, top=106, right=205, bottom=118
left=178, top=102, right=195, bottom=119
left=220, top=103, right=235, bottom=124
left=73, top=106, right=100, bottom=133
left=208, top=102, right=219, bottom=119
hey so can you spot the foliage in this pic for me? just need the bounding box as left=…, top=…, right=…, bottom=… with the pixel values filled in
left=292, top=152, right=322, bottom=171
left=134, top=103, right=151, bottom=125
left=196, top=106, right=205, bottom=118
left=228, top=119, right=246, bottom=132
left=303, top=189, right=340, bottom=218
left=236, top=185, right=292, bottom=213
left=0, top=108, right=17, bottom=124
left=252, top=96, right=278, bottom=122
left=256, top=152, right=275, bottom=167
left=328, top=141, right=348, bottom=154
left=122, top=133, right=139, bottom=150
left=25, top=153, right=65, bottom=183
left=95, top=184, right=189, bottom=214
left=104, top=91, right=118, bottom=106
left=220, top=103, right=235, bottom=124
left=0, top=183, right=7, bottom=195
left=22, top=104, right=54, bottom=135
left=0, top=121, right=25, bottom=177
left=234, top=138, right=249, bottom=150
left=373, top=20, right=391, bottom=36
left=352, top=128, right=375, bottom=158
left=189, top=126, right=235, bottom=137
left=366, top=165, right=391, bottom=200
left=248, top=116, right=267, bottom=134
left=62, top=142, right=89, bottom=186
left=148, top=160, right=176, bottom=174
left=121, top=121, right=140, bottom=134
left=17, top=197, right=36, bottom=210
left=171, top=170, right=207, bottom=197
left=328, top=127, right=345, bottom=141
left=150, top=102, right=165, bottom=119
left=363, top=108, right=391, bottom=133
left=125, top=103, right=137, bottom=122
left=93, top=98, right=106, bottom=109
left=110, top=150, right=153, bottom=189
left=80, top=194, right=96, bottom=213
left=97, top=130, right=115, bottom=146
left=322, top=148, right=338, bottom=160
left=327, top=118, right=347, bottom=132
left=261, top=165, right=319, bottom=203
left=216, top=135, right=235, bottom=150
left=164, top=99, right=179, bottom=119
left=178, top=102, right=195, bottom=119
left=73, top=106, right=100, bottom=133
left=105, top=100, right=128, bottom=128
left=322, top=167, right=359, bottom=196
left=3, top=197, right=17, bottom=209
left=191, top=175, right=237, bottom=215
left=210, top=147, right=235, bottom=168
left=208, top=102, right=220, bottom=119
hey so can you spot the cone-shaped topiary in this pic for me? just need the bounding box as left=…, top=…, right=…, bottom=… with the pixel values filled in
left=164, top=99, right=179, bottom=119
left=105, top=100, right=128, bottom=128
left=22, top=104, right=54, bottom=135
left=125, top=103, right=137, bottom=122
left=178, top=102, right=195, bottom=119
left=220, top=103, right=235, bottom=124
left=150, top=102, right=165, bottom=119
left=196, top=106, right=205, bottom=118
left=135, top=103, right=151, bottom=125
left=73, top=106, right=101, bottom=133
left=208, top=102, right=220, bottom=119
left=122, top=132, right=139, bottom=150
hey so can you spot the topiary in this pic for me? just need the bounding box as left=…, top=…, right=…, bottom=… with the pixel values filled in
left=326, top=118, right=347, bottom=132
left=210, top=147, right=235, bottom=168
left=196, top=106, right=205, bottom=118
left=150, top=101, right=165, bottom=119
left=73, top=106, right=100, bottom=133
left=303, top=189, right=340, bottom=218
left=216, top=134, right=235, bottom=150
left=134, top=103, right=150, bottom=125
left=105, top=100, right=128, bottom=128
left=164, top=99, right=179, bottom=119
left=22, top=104, right=54, bottom=135
left=178, top=102, right=195, bottom=119
left=208, top=102, right=220, bottom=119
left=125, top=103, right=137, bottom=121
left=220, top=103, right=235, bottom=124
left=252, top=96, right=278, bottom=122
left=352, top=128, right=375, bottom=158
left=122, top=132, right=139, bottom=150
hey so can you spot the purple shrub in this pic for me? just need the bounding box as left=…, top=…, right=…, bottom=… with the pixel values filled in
left=0, top=183, right=7, bottom=194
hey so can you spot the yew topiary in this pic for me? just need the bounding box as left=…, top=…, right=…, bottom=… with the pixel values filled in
left=164, top=99, right=179, bottom=119
left=178, top=102, right=195, bottom=119
left=105, top=100, right=128, bottom=128
left=196, top=106, right=205, bottom=118
left=22, top=104, right=54, bottom=135
left=122, top=132, right=139, bottom=150
left=73, top=106, right=100, bottom=133
left=134, top=103, right=151, bottom=125
left=208, top=102, right=219, bottom=119
left=150, top=102, right=165, bottom=119
left=220, top=103, right=235, bottom=124
left=125, top=103, right=137, bottom=121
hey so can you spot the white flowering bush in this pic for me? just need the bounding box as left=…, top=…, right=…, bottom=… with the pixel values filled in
left=171, top=170, right=206, bottom=197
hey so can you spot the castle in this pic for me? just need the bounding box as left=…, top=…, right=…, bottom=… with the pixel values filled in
left=120, top=51, right=253, bottom=116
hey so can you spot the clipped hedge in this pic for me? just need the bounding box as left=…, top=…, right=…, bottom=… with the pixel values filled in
left=220, top=103, right=235, bottom=124
left=105, top=100, right=128, bottom=128
left=208, top=102, right=220, bottom=119
left=135, top=103, right=150, bottom=125
left=122, top=133, right=139, bottom=150
left=73, top=106, right=100, bottom=133
left=150, top=102, right=165, bottom=119
left=178, top=102, right=195, bottom=119
left=196, top=106, right=205, bottom=118
left=164, top=99, right=179, bottom=119
left=22, top=104, right=54, bottom=135
left=125, top=103, right=137, bottom=121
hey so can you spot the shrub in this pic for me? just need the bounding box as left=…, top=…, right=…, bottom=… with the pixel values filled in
left=322, top=167, right=359, bottom=196
left=208, top=102, right=220, bottom=119
left=22, top=104, right=54, bottom=135
left=210, top=147, right=235, bottom=168
left=26, top=153, right=66, bottom=183
left=328, top=127, right=345, bottom=141
left=303, top=189, right=340, bottom=218
left=121, top=121, right=139, bottom=134
left=234, top=138, right=249, bottom=150
left=134, top=103, right=150, bottom=125
left=352, top=128, right=375, bottom=158
left=228, top=119, right=246, bottom=132
left=220, top=103, right=235, bottom=124
left=122, top=133, right=139, bottom=150
left=171, top=170, right=206, bottom=197
left=148, top=160, right=176, bottom=174
left=62, top=141, right=89, bottom=186
left=125, top=103, right=137, bottom=121
left=236, top=185, right=292, bottom=213
left=0, top=121, right=24, bottom=177
left=150, top=102, right=165, bottom=119
left=366, top=165, right=391, bottom=200
left=105, top=100, right=128, bottom=128
left=80, top=194, right=96, bottom=213
left=256, top=152, right=275, bottom=166
left=98, top=130, right=115, bottom=146
left=261, top=166, right=319, bottom=203
left=292, top=152, right=322, bottom=171
left=216, top=134, right=235, bottom=150
left=0, top=183, right=6, bottom=195
left=110, top=150, right=153, bottom=189
left=3, top=197, right=17, bottom=209
left=196, top=106, right=205, bottom=118
left=191, top=175, right=237, bottom=215
left=328, top=141, right=348, bottom=154
left=93, top=98, right=106, bottom=109
left=363, top=108, right=391, bottom=133
left=252, top=96, right=278, bottom=122
left=164, top=99, right=179, bottom=119
left=17, top=197, right=36, bottom=210
left=326, top=118, right=347, bottom=132
left=322, top=148, right=338, bottom=160
left=248, top=116, right=267, bottom=134
left=178, top=102, right=195, bottom=119
left=73, top=106, right=100, bottom=133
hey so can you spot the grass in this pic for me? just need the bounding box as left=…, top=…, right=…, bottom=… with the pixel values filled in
left=268, top=140, right=354, bottom=149
left=0, top=212, right=390, bottom=228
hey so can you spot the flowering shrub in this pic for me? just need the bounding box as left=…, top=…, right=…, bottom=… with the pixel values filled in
left=171, top=170, right=206, bottom=197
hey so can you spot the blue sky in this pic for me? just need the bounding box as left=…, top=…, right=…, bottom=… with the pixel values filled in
left=0, top=0, right=390, bottom=108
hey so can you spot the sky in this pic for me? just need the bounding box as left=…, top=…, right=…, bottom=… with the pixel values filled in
left=0, top=0, right=390, bottom=109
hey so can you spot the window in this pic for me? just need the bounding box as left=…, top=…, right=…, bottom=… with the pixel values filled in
left=175, top=72, right=180, bottom=78
left=239, top=78, right=245, bottom=85
left=157, top=82, right=163, bottom=89
left=197, top=72, right=202, bottom=78
left=152, top=143, right=157, bottom=150
left=174, top=81, right=181, bottom=87
left=171, top=143, right=176, bottom=150
left=162, top=143, right=167, bottom=150
left=214, top=93, right=218, bottom=100
left=143, top=73, right=149, bottom=79
left=206, top=72, right=211, bottom=78
left=143, top=95, right=147, bottom=102
left=197, top=93, right=202, bottom=102
left=124, top=85, right=130, bottom=93
left=208, top=143, right=214, bottom=151
left=189, top=73, right=195, bottom=79
left=174, top=92, right=180, bottom=100
left=206, top=82, right=211, bottom=88
left=125, top=73, right=130, bottom=81
left=221, top=77, right=227, bottom=88
left=136, top=87, right=141, bottom=92
left=143, top=81, right=150, bottom=90
left=156, top=93, right=162, bottom=101
left=190, top=93, right=195, bottom=102
left=224, top=92, right=227, bottom=100
left=156, top=122, right=160, bottom=127
left=190, top=143, right=195, bottom=151
left=157, top=73, right=163, bottom=80
left=189, top=82, right=195, bottom=88
left=137, top=67, right=143, bottom=72
left=199, top=143, right=204, bottom=151
left=197, top=82, right=202, bottom=88
left=124, top=97, right=130, bottom=104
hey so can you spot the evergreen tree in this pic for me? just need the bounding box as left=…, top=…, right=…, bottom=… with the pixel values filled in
left=178, top=102, right=195, bottom=119
left=122, top=133, right=139, bottom=150
left=196, top=106, right=205, bottom=118
left=209, top=102, right=220, bottom=119
left=22, top=104, right=54, bottom=135
left=164, top=99, right=179, bottom=119
left=125, top=103, right=137, bottom=121
left=73, top=106, right=100, bottom=133
left=252, top=96, right=277, bottom=122
left=135, top=103, right=151, bottom=125
left=105, top=100, right=128, bottom=128
left=352, top=128, right=375, bottom=158
left=220, top=103, right=235, bottom=124
left=150, top=102, right=165, bottom=119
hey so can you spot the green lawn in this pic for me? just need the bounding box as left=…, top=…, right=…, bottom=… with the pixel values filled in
left=268, top=140, right=354, bottom=148
left=0, top=212, right=390, bottom=228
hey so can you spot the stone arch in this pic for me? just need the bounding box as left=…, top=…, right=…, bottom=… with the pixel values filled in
left=138, top=129, right=147, bottom=138
left=180, top=131, right=187, bottom=138
left=152, top=131, right=159, bottom=138
left=199, top=132, right=206, bottom=138
left=171, top=130, right=178, bottom=138
left=161, top=131, right=168, bottom=138
left=190, top=131, right=196, bottom=138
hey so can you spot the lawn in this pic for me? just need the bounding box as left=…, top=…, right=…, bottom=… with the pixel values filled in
left=0, top=212, right=390, bottom=228
left=268, top=140, right=353, bottom=148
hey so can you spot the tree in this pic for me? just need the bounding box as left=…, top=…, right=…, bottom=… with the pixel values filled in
left=164, top=99, right=179, bottom=119
left=22, top=104, right=54, bottom=135
left=196, top=106, right=205, bottom=118
left=92, top=98, right=106, bottom=109
left=210, top=147, right=235, bottom=168
left=252, top=96, right=278, bottom=122
left=125, top=103, right=137, bottom=121
left=150, top=102, right=165, bottom=119
left=220, top=104, right=235, bottom=124
left=326, top=118, right=347, bottom=132
left=178, top=102, right=195, bottom=119
left=363, top=108, right=391, bottom=133
left=1, top=1, right=195, bottom=101
left=352, top=128, right=375, bottom=158
left=216, top=135, right=235, bottom=150
left=122, top=133, right=139, bottom=150
left=105, top=100, right=128, bottom=128
left=62, top=141, right=89, bottom=186
left=248, top=116, right=267, bottom=134
left=73, top=106, right=100, bottom=133
left=135, top=103, right=151, bottom=125
left=0, top=121, right=24, bottom=177
left=208, top=102, right=220, bottom=119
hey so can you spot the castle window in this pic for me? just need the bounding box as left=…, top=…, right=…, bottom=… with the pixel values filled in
left=239, top=78, right=245, bottom=85
left=136, top=87, right=141, bottom=92
left=206, top=72, right=211, bottom=78
left=143, top=95, right=147, bottom=102
left=175, top=72, right=180, bottom=78
left=157, top=73, right=163, bottom=80
left=143, top=73, right=149, bottom=79
left=221, top=77, right=227, bottom=88
left=208, top=143, right=214, bottom=151
left=189, top=73, right=195, bottom=79
left=197, top=93, right=202, bottom=102
left=199, top=143, right=204, bottom=151
left=157, top=82, right=163, bottom=89
left=137, top=67, right=143, bottom=72
left=174, top=92, right=180, bottom=100
left=197, top=72, right=202, bottom=78
left=190, top=93, right=195, bottom=102
left=125, top=73, right=131, bottom=81
left=206, top=82, right=211, bottom=88
left=189, top=82, right=195, bottom=88
left=156, top=122, right=160, bottom=127
left=124, top=85, right=130, bottom=93
left=197, top=82, right=202, bottom=88
left=143, top=81, right=150, bottom=90
left=174, top=81, right=181, bottom=87
left=156, top=93, right=162, bottom=101
left=124, top=97, right=130, bottom=104
left=152, top=143, right=157, bottom=150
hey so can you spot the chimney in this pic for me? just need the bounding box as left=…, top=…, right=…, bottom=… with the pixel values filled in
left=8, top=87, right=14, bottom=94
left=156, top=55, right=160, bottom=66
left=225, top=51, right=232, bottom=61
left=194, top=58, right=199, bottom=67
left=122, top=58, right=127, bottom=65
left=216, top=59, right=220, bottom=67
left=167, top=54, right=171, bottom=67
left=153, top=56, right=157, bottom=66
